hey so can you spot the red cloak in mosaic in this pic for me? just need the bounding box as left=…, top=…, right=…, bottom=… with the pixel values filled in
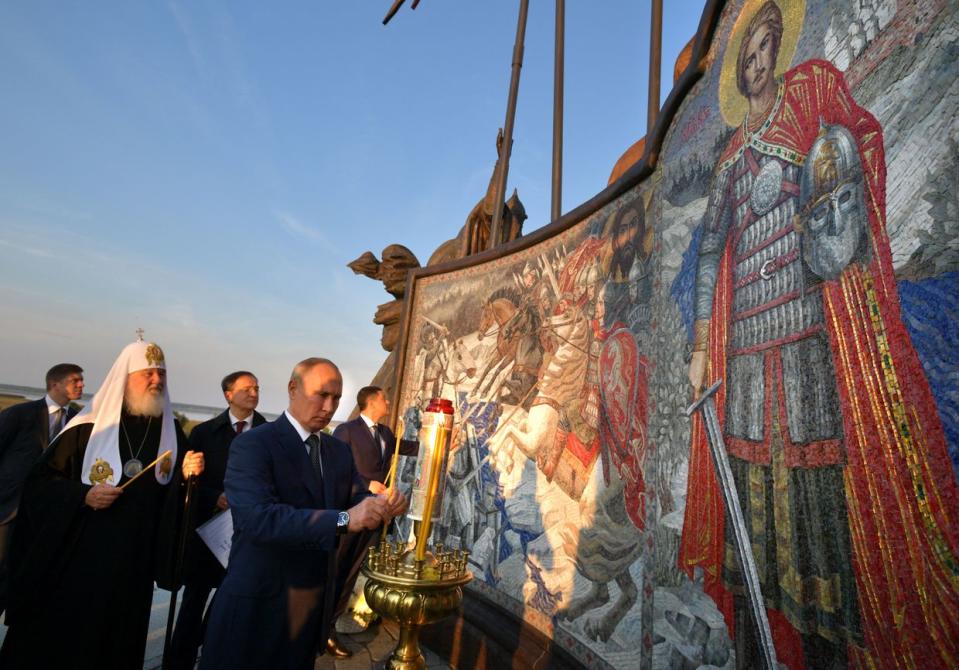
left=679, top=60, right=959, bottom=669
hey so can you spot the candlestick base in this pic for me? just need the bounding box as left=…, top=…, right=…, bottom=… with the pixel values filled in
left=362, top=541, right=472, bottom=670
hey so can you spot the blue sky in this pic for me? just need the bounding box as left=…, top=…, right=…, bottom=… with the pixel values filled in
left=0, top=1, right=702, bottom=416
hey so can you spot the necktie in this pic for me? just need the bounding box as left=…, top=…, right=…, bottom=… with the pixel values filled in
left=370, top=424, right=383, bottom=456
left=51, top=407, right=66, bottom=439
left=306, top=434, right=325, bottom=499
left=235, top=420, right=246, bottom=435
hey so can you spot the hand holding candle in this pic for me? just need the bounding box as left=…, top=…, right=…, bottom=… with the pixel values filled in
left=348, top=496, right=389, bottom=532
left=379, top=487, right=408, bottom=518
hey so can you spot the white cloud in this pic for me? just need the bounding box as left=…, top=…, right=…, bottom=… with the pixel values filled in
left=275, top=210, right=338, bottom=251
left=167, top=1, right=206, bottom=78
left=0, top=237, right=56, bottom=258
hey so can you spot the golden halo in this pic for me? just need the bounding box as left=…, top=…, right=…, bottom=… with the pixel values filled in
left=718, top=0, right=805, bottom=127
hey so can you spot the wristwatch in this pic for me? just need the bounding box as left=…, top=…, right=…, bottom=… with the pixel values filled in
left=336, top=510, right=350, bottom=534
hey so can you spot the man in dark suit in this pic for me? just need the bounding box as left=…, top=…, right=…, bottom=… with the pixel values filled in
left=168, top=370, right=267, bottom=670
left=0, top=363, right=84, bottom=613
left=199, top=358, right=407, bottom=670
left=329, top=385, right=418, bottom=657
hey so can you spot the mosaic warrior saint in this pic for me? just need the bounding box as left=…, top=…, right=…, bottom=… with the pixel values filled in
left=681, top=2, right=959, bottom=668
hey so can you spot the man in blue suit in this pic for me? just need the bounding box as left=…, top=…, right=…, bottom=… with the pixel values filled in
left=199, top=358, right=406, bottom=670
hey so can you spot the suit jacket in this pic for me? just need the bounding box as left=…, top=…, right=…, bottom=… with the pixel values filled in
left=0, top=399, right=77, bottom=521
left=332, top=416, right=418, bottom=487
left=199, top=414, right=368, bottom=670
left=183, top=409, right=266, bottom=587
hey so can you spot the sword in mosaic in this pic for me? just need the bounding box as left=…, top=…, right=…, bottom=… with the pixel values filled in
left=686, top=379, right=779, bottom=670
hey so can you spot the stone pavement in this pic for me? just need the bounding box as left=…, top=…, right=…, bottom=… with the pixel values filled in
left=1, top=587, right=452, bottom=669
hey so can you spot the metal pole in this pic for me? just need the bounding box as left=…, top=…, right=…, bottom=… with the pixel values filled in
left=647, top=0, right=663, bottom=133
left=489, top=0, right=530, bottom=249
left=551, top=0, right=565, bottom=222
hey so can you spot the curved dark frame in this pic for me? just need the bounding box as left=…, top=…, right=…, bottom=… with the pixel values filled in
left=389, top=0, right=725, bottom=430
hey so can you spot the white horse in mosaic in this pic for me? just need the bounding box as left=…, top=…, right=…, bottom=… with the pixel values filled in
left=488, top=307, right=585, bottom=468
left=487, top=297, right=651, bottom=643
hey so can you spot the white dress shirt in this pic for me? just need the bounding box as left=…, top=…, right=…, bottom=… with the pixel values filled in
left=360, top=413, right=385, bottom=456
left=229, top=411, right=253, bottom=434
left=45, top=394, right=69, bottom=437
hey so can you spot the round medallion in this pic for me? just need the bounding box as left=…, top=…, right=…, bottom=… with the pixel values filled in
left=123, top=458, right=144, bottom=479
left=750, top=159, right=783, bottom=216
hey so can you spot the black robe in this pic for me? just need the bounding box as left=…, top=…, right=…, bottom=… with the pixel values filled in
left=0, top=413, right=190, bottom=670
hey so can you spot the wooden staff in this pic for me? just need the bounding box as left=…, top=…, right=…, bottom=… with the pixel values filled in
left=162, top=472, right=198, bottom=670
left=118, top=450, right=173, bottom=489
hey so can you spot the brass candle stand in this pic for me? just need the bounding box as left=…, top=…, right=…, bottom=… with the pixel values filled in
left=362, top=540, right=472, bottom=670
left=365, top=399, right=467, bottom=669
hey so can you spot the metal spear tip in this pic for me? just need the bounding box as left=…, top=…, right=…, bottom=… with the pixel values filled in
left=684, top=378, right=723, bottom=417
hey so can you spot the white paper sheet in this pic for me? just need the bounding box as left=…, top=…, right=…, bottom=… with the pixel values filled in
left=196, top=509, right=233, bottom=569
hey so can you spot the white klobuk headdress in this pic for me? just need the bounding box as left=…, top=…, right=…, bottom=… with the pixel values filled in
left=68, top=338, right=177, bottom=486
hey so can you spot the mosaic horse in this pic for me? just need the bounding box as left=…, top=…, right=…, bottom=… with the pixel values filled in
left=418, top=330, right=479, bottom=402
left=475, top=287, right=543, bottom=406
left=491, top=298, right=652, bottom=642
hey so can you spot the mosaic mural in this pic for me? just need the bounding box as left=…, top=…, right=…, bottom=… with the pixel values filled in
left=393, top=1, right=959, bottom=667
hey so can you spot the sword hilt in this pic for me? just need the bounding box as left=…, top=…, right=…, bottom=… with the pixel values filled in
left=684, top=379, right=723, bottom=417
